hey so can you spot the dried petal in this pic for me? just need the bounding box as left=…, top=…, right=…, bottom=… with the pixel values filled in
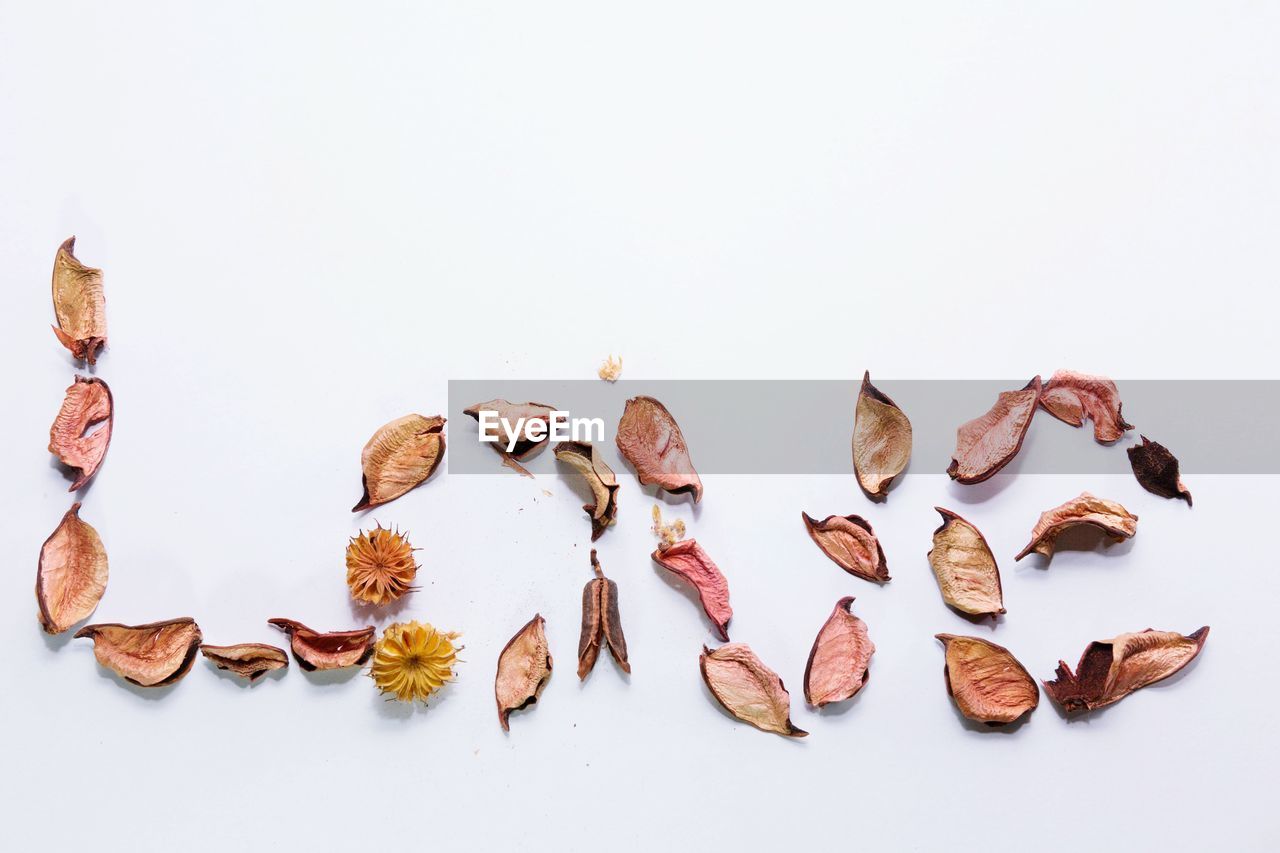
left=804, top=597, right=874, bottom=708
left=1044, top=627, right=1209, bottom=713
left=578, top=550, right=630, bottom=679
left=371, top=621, right=461, bottom=702
left=1128, top=436, right=1192, bottom=506
left=267, top=618, right=376, bottom=671
left=200, top=643, right=289, bottom=682
left=345, top=524, right=418, bottom=605
left=76, top=618, right=202, bottom=687
left=554, top=441, right=620, bottom=541
left=700, top=644, right=807, bottom=737
left=948, top=377, right=1042, bottom=483
left=36, top=502, right=108, bottom=634
left=853, top=371, right=912, bottom=499
left=1039, top=370, right=1133, bottom=443
left=352, top=414, right=445, bottom=511
left=51, top=236, right=107, bottom=364
left=48, top=376, right=113, bottom=490
left=1015, top=492, right=1138, bottom=562
left=928, top=508, right=1004, bottom=618
left=651, top=539, right=733, bottom=640
left=616, top=396, right=703, bottom=502
left=464, top=399, right=556, bottom=476
left=936, top=634, right=1039, bottom=725
left=495, top=614, right=553, bottom=731
left=801, top=512, right=889, bottom=583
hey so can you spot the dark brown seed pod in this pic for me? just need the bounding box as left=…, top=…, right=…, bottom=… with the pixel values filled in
left=1014, top=492, right=1138, bottom=562
left=578, top=550, right=630, bottom=679
left=804, top=597, right=874, bottom=708
left=36, top=502, right=108, bottom=634
left=651, top=539, right=733, bottom=640
left=801, top=512, right=889, bottom=583
left=700, top=643, right=807, bottom=737
left=936, top=634, right=1039, bottom=725
left=948, top=377, right=1042, bottom=483
left=852, top=371, right=912, bottom=500
left=51, top=236, right=107, bottom=364
left=616, top=396, right=703, bottom=502
left=200, top=643, right=289, bottom=682
left=76, top=618, right=203, bottom=687
left=495, top=614, right=553, bottom=731
left=1127, top=436, right=1192, bottom=506
left=352, top=414, right=445, bottom=511
left=1039, top=370, right=1133, bottom=443
left=554, top=441, right=620, bottom=541
left=48, top=376, right=113, bottom=490
left=928, top=508, right=1004, bottom=618
left=1044, top=627, right=1209, bottom=713
left=267, top=618, right=376, bottom=671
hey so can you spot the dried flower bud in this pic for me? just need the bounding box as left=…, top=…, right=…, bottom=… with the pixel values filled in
left=1044, top=626, right=1209, bottom=713
left=853, top=371, right=912, bottom=500
left=200, top=643, right=289, bottom=682
left=700, top=644, right=807, bottom=737
left=36, top=502, right=108, bottom=634
left=616, top=396, right=703, bottom=502
left=1127, top=436, right=1192, bottom=506
left=936, top=634, right=1038, bottom=725
left=598, top=355, right=622, bottom=382
left=1015, top=492, right=1138, bottom=562
left=51, top=237, right=107, bottom=364
left=1039, top=370, right=1133, bottom=443
left=578, top=550, right=630, bottom=679
left=495, top=614, right=552, bottom=731
left=651, top=539, right=733, bottom=640
left=371, top=621, right=461, bottom=702
left=801, top=512, right=889, bottom=583
left=345, top=524, right=418, bottom=606
left=76, top=618, right=202, bottom=687
left=928, top=508, right=1004, bottom=618
left=464, top=399, right=556, bottom=477
left=650, top=504, right=686, bottom=548
left=48, top=376, right=113, bottom=491
left=948, top=377, right=1042, bottom=483
left=804, top=597, right=874, bottom=708
left=352, top=414, right=445, bottom=511
left=267, top=618, right=376, bottom=671
left=553, top=441, right=620, bottom=541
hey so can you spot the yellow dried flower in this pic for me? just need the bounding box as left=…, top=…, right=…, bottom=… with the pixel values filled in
left=346, top=524, right=418, bottom=605
left=371, top=621, right=461, bottom=702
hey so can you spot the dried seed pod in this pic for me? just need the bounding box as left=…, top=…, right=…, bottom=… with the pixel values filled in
left=1044, top=626, right=1209, bottom=713
left=1039, top=370, right=1133, bottom=443
left=200, top=643, right=289, bottom=682
left=76, top=618, right=202, bottom=687
left=267, top=618, right=376, bottom=671
left=345, top=524, right=418, bottom=605
left=464, top=399, right=556, bottom=477
left=936, top=634, right=1038, bottom=725
left=651, top=539, right=733, bottom=640
left=371, top=621, right=461, bottom=702
left=928, top=508, right=1004, bottom=618
left=495, top=614, right=553, bottom=731
left=700, top=643, right=807, bottom=737
left=554, top=441, right=620, bottom=541
left=1127, top=436, right=1192, bottom=506
left=948, top=376, right=1042, bottom=483
left=804, top=597, right=875, bottom=708
left=1014, top=492, right=1138, bottom=562
left=48, top=376, right=113, bottom=491
left=36, top=502, right=108, bottom=634
left=852, top=371, right=912, bottom=500
left=578, top=550, right=630, bottom=679
left=616, top=396, right=703, bottom=502
left=51, top=237, right=107, bottom=364
left=801, top=512, right=889, bottom=583
left=352, top=414, right=445, bottom=511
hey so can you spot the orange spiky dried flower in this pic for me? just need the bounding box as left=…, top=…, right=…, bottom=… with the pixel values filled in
left=345, top=524, right=418, bottom=605
left=371, top=621, right=461, bottom=702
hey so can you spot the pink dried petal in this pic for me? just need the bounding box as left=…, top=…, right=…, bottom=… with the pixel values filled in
left=804, top=597, right=875, bottom=707
left=1044, top=627, right=1209, bottom=713
left=48, top=376, right=113, bottom=490
left=700, top=643, right=807, bottom=737
left=1039, top=370, right=1133, bottom=443
left=1015, top=492, right=1138, bottom=562
left=616, top=396, right=703, bottom=502
left=948, top=377, right=1042, bottom=483
left=651, top=539, right=732, bottom=640
left=801, top=512, right=889, bottom=583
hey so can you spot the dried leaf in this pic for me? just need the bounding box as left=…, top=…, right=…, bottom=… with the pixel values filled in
left=578, top=550, right=630, bottom=679
left=1044, top=627, right=1209, bottom=713
left=928, top=508, right=1004, bottom=618
left=804, top=597, right=875, bottom=708
left=616, top=396, right=703, bottom=502
left=1039, top=370, right=1133, bottom=443
left=801, top=512, right=889, bottom=583
left=651, top=539, right=733, bottom=640
left=700, top=643, right=807, bottom=737
left=48, top=376, right=113, bottom=490
left=51, top=236, right=107, bottom=364
left=345, top=524, right=418, bottom=605
left=464, top=399, right=556, bottom=477
left=1015, top=492, right=1138, bottom=562
left=76, top=618, right=202, bottom=687
left=853, top=371, right=912, bottom=499
left=948, top=377, right=1042, bottom=483
left=352, top=414, right=445, bottom=511
left=554, top=441, right=620, bottom=541
left=36, top=502, right=108, bottom=634
left=200, top=643, right=289, bottom=682
left=495, top=614, right=553, bottom=731
left=1128, top=436, right=1192, bottom=506
left=371, top=621, right=461, bottom=702
left=936, top=634, right=1039, bottom=725
left=267, top=618, right=376, bottom=671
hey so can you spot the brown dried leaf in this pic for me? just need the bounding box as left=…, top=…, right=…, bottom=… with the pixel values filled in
left=51, top=236, right=107, bottom=364
left=1039, top=370, right=1133, bottom=443
left=578, top=550, right=630, bottom=679
left=76, top=618, right=202, bottom=687
left=1044, top=627, right=1209, bottom=713
left=804, top=597, right=875, bottom=708
left=464, top=399, right=556, bottom=477
left=352, top=414, right=445, bottom=511
left=948, top=377, right=1042, bottom=483
left=616, top=396, right=703, bottom=502
left=1128, top=436, right=1192, bottom=506
left=48, top=376, right=113, bottom=491
left=267, top=618, right=375, bottom=671
left=36, top=502, right=108, bottom=634
left=928, top=508, right=1004, bottom=618
left=853, top=371, right=912, bottom=499
left=200, top=643, right=289, bottom=682
left=554, top=441, right=620, bottom=541
left=496, top=614, right=553, bottom=731
left=651, top=539, right=733, bottom=640
left=936, top=634, right=1039, bottom=725
left=1015, top=492, right=1138, bottom=562
left=700, top=643, right=807, bottom=737
left=801, top=512, right=889, bottom=583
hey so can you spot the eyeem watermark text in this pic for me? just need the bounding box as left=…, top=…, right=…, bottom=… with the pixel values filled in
left=476, top=410, right=604, bottom=452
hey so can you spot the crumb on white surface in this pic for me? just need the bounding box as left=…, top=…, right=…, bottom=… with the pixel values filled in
left=598, top=355, right=622, bottom=382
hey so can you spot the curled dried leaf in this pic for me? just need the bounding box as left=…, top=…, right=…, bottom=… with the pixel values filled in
left=345, top=524, right=418, bottom=605
left=616, top=396, right=703, bottom=502
left=76, top=618, right=202, bottom=687
left=48, top=376, right=113, bottom=490
left=948, top=377, right=1042, bottom=483
left=352, top=414, right=445, bottom=511
left=554, top=441, right=620, bottom=541
left=371, top=621, right=461, bottom=702
left=36, top=502, right=108, bottom=634
left=936, top=634, right=1038, bottom=725
left=1128, top=436, right=1192, bottom=506
left=267, top=618, right=376, bottom=671
left=464, top=399, right=556, bottom=476
left=700, top=644, right=807, bottom=737
left=1044, top=627, right=1209, bottom=713
left=928, top=508, right=1004, bottom=618
left=1015, top=492, right=1138, bottom=562
left=801, top=512, right=889, bottom=583
left=651, top=539, right=733, bottom=640
left=853, top=371, right=912, bottom=499
left=496, top=614, right=553, bottom=731
left=578, top=550, right=630, bottom=679
left=804, top=597, right=875, bottom=708
left=51, top=237, right=107, bottom=364
left=200, top=643, right=289, bottom=682
left=1039, top=370, right=1133, bottom=443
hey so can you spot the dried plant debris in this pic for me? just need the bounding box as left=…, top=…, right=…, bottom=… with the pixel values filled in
left=928, top=508, right=1004, bottom=618
left=371, top=621, right=461, bottom=702
left=353, top=414, right=445, bottom=511
left=495, top=614, right=552, bottom=731
left=936, top=634, right=1039, bottom=725
left=464, top=399, right=556, bottom=477
left=76, top=618, right=203, bottom=687
left=801, top=512, right=889, bottom=583
left=1015, top=492, right=1138, bottom=562
left=1039, top=370, right=1133, bottom=443
left=200, top=643, right=289, bottom=682
left=578, top=550, right=630, bottom=679
left=948, top=376, right=1042, bottom=484
left=48, top=376, right=113, bottom=490
left=1128, top=436, right=1192, bottom=506
left=804, top=597, right=875, bottom=708
left=616, top=396, right=703, bottom=502
left=598, top=355, right=623, bottom=382
left=36, top=503, right=108, bottom=634
left=346, top=524, right=418, bottom=606
left=51, top=237, right=107, bottom=364
left=853, top=371, right=912, bottom=499
left=267, top=618, right=376, bottom=671
left=700, top=644, right=807, bottom=737
left=1044, top=627, right=1209, bottom=713
left=651, top=539, right=733, bottom=641
left=554, top=441, right=620, bottom=541
left=650, top=505, right=686, bottom=548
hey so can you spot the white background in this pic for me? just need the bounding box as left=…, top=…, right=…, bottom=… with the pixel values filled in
left=2, top=2, right=1277, bottom=851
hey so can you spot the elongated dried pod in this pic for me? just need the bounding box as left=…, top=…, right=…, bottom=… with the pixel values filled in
left=804, top=597, right=874, bottom=708
left=76, top=618, right=202, bottom=687
left=1044, top=627, right=1209, bottom=713
left=853, top=371, right=912, bottom=499
left=267, top=618, right=376, bottom=671
left=616, top=396, right=703, bottom=502
left=464, top=399, right=556, bottom=476
left=801, top=512, right=889, bottom=583
left=51, top=237, right=107, bottom=364
left=700, top=644, right=807, bottom=737
left=1015, top=492, right=1138, bottom=562
left=352, top=414, right=445, bottom=511
left=36, top=502, right=108, bottom=634
left=200, top=643, right=289, bottom=682
left=948, top=377, right=1042, bottom=483
left=1128, top=436, right=1192, bottom=506
left=1039, top=370, right=1133, bottom=443
left=936, top=634, right=1038, bottom=725
left=554, top=441, right=620, bottom=541
left=651, top=539, right=732, bottom=640
left=578, top=550, right=630, bottom=679
left=48, top=376, right=113, bottom=490
left=928, top=508, right=1004, bottom=618
left=496, top=614, right=553, bottom=731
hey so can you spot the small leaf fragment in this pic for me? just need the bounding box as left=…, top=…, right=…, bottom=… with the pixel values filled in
left=76, top=618, right=202, bottom=687
left=936, top=634, right=1039, bottom=725
left=200, top=643, right=289, bottom=682
left=651, top=539, right=733, bottom=640
left=616, top=396, right=703, bottom=502
left=267, top=618, right=376, bottom=671
left=928, top=508, right=1004, bottom=618
left=948, top=377, right=1042, bottom=483
left=554, top=441, right=620, bottom=541
left=853, top=371, right=912, bottom=499
left=464, top=399, right=557, bottom=476
left=1015, top=492, right=1138, bottom=562
left=1044, top=627, right=1209, bottom=713
left=496, top=614, right=553, bottom=731
left=352, top=414, right=445, bottom=511
left=578, top=550, right=631, bottom=679
left=801, top=512, right=889, bottom=583
left=700, top=643, right=807, bottom=737
left=36, top=502, right=108, bottom=634
left=1039, top=370, right=1133, bottom=443
left=51, top=236, right=107, bottom=364
left=48, top=376, right=113, bottom=491
left=1127, top=436, right=1192, bottom=506
left=804, top=597, right=875, bottom=708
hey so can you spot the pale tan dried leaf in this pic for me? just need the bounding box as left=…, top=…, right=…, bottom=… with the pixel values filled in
left=51, top=237, right=107, bottom=364
left=928, top=508, right=1004, bottom=618
left=1044, top=627, right=1209, bottom=713
left=554, top=441, right=620, bottom=541
left=352, top=414, right=445, bottom=511
left=804, top=597, right=875, bottom=707
left=948, top=377, right=1042, bottom=483
left=651, top=539, right=733, bottom=640
left=200, top=643, right=289, bottom=682
left=76, top=618, right=202, bottom=687
left=496, top=614, right=553, bottom=731
left=1015, top=492, right=1138, bottom=561
left=1039, top=370, right=1133, bottom=443
left=853, top=371, right=912, bottom=499
left=616, top=396, right=703, bottom=502
left=700, top=643, right=807, bottom=737
left=48, top=376, right=113, bottom=491
left=801, top=512, right=889, bottom=583
left=936, top=634, right=1038, bottom=725
left=36, top=502, right=108, bottom=634
left=267, top=618, right=375, bottom=671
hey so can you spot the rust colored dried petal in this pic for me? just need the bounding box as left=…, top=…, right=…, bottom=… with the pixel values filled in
left=853, top=371, right=912, bottom=499
left=554, top=441, right=620, bottom=541
left=616, top=396, right=703, bottom=502
left=1128, top=436, right=1192, bottom=506
left=1044, top=627, right=1209, bottom=713
left=948, top=377, right=1042, bottom=484
left=578, top=550, right=630, bottom=679
left=496, top=614, right=553, bottom=731
left=651, top=539, right=733, bottom=640
left=75, top=618, right=202, bottom=687
left=48, top=376, right=113, bottom=491
left=700, top=644, right=807, bottom=737
left=345, top=524, right=418, bottom=605
left=352, top=414, right=445, bottom=511
left=200, top=643, right=289, bottom=682
left=1039, top=370, right=1133, bottom=443
left=267, top=618, right=375, bottom=671
left=36, top=502, right=108, bottom=634
left=1015, top=492, right=1138, bottom=562
left=464, top=399, right=556, bottom=477
left=804, top=597, right=875, bottom=708
left=928, top=508, right=1004, bottom=618
left=801, top=512, right=889, bottom=583
left=936, top=634, right=1039, bottom=725
left=51, top=237, right=107, bottom=364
